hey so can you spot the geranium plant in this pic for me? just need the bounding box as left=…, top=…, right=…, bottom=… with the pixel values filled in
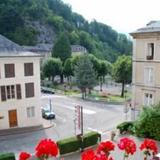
left=140, top=139, right=158, bottom=160
left=19, top=152, right=31, bottom=160
left=35, top=139, right=58, bottom=160
left=118, top=137, right=136, bottom=160
left=81, top=140, right=114, bottom=160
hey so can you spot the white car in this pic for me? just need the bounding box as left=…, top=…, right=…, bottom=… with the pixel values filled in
left=41, top=106, right=56, bottom=119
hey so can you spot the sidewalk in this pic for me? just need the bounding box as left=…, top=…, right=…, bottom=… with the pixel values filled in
left=0, top=119, right=54, bottom=137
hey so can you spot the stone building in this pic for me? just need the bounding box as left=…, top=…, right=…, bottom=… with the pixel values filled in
left=130, top=21, right=160, bottom=119
left=0, top=35, right=42, bottom=129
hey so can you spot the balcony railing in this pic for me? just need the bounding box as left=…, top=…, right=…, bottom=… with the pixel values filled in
left=146, top=55, right=153, bottom=60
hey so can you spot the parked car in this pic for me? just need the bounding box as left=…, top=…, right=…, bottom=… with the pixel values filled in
left=41, top=107, right=56, bottom=119
left=41, top=87, right=55, bottom=94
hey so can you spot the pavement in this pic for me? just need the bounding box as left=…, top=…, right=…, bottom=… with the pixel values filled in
left=0, top=119, right=54, bottom=138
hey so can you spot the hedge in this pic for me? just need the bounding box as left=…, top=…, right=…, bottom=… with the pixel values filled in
left=57, top=136, right=81, bottom=155
left=0, top=153, right=15, bottom=160
left=57, top=131, right=101, bottom=155
left=83, top=131, right=101, bottom=148
left=117, top=121, right=134, bottom=134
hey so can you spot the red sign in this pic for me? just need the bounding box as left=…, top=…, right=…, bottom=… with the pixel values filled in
left=74, top=105, right=83, bottom=136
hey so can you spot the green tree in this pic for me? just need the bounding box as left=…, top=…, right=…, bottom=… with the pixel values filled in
left=42, top=58, right=62, bottom=82
left=97, top=60, right=112, bottom=91
left=64, top=58, right=73, bottom=88
left=112, top=55, right=132, bottom=97
left=69, top=31, right=79, bottom=44
left=52, top=32, right=71, bottom=83
left=74, top=55, right=96, bottom=99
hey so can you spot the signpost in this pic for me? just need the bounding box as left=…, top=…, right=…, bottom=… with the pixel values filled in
left=74, top=105, right=83, bottom=136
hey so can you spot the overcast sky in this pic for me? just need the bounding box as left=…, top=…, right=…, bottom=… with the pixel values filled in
left=63, top=0, right=160, bottom=34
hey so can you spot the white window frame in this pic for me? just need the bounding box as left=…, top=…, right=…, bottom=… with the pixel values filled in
left=6, top=85, right=15, bottom=100
left=144, top=66, right=154, bottom=85
left=143, top=93, right=154, bottom=106
left=27, top=106, right=35, bottom=118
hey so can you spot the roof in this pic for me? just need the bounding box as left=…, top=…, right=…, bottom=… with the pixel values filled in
left=0, top=34, right=41, bottom=57
left=131, top=21, right=160, bottom=35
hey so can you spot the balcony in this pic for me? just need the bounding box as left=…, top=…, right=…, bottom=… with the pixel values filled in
left=146, top=55, right=153, bottom=60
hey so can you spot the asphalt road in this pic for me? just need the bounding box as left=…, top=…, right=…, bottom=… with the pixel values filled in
left=41, top=94, right=125, bottom=139
left=0, top=94, right=126, bottom=158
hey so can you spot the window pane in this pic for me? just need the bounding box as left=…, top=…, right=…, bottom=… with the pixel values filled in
left=7, top=86, right=10, bottom=99
left=11, top=85, right=15, bottom=98
left=27, top=107, right=35, bottom=118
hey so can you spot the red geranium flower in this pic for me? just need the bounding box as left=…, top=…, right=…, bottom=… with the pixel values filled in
left=140, top=139, right=158, bottom=156
left=81, top=149, right=96, bottom=160
left=97, top=141, right=115, bottom=156
left=118, top=137, right=136, bottom=156
left=35, top=139, right=58, bottom=159
left=81, top=149, right=114, bottom=160
left=19, top=152, right=31, bottom=160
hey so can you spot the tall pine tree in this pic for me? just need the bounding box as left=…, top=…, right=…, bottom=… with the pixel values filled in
left=74, top=55, right=96, bottom=99
left=52, top=32, right=71, bottom=83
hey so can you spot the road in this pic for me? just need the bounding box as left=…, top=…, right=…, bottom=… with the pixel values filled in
left=0, top=94, right=126, bottom=158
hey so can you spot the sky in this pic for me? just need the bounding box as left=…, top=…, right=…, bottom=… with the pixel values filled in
left=63, top=0, right=160, bottom=34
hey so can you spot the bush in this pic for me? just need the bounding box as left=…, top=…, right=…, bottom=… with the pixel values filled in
left=57, top=136, right=81, bottom=155
left=0, top=153, right=15, bottom=160
left=134, top=106, right=160, bottom=140
left=83, top=131, right=101, bottom=148
left=57, top=132, right=101, bottom=155
left=117, top=121, right=134, bottom=134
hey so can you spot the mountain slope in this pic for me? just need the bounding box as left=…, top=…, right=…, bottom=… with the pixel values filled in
left=0, top=0, right=132, bottom=62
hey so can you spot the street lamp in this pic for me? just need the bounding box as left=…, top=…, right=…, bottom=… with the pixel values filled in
left=123, top=85, right=129, bottom=120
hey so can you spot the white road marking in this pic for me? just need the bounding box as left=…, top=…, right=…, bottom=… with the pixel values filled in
left=58, top=104, right=96, bottom=115
left=41, top=94, right=96, bottom=115
left=55, top=114, right=66, bottom=122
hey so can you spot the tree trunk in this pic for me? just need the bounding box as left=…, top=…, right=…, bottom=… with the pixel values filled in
left=81, top=88, right=85, bottom=99
left=69, top=76, right=72, bottom=89
left=121, top=82, right=125, bottom=97
left=88, top=88, right=92, bottom=94
left=60, top=74, right=64, bottom=84
left=52, top=76, right=54, bottom=82
left=67, top=76, right=69, bottom=84
left=100, top=77, right=103, bottom=91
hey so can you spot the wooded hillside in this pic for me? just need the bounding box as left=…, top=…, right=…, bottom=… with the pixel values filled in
left=0, top=0, right=132, bottom=62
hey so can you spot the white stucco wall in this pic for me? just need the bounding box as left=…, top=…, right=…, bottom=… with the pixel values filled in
left=0, top=56, right=42, bottom=129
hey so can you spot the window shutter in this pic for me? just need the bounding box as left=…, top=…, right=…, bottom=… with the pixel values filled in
left=1, top=86, right=6, bottom=101
left=25, top=83, right=34, bottom=98
left=5, top=64, right=15, bottom=78
left=24, top=63, right=33, bottom=76
left=16, top=84, right=22, bottom=99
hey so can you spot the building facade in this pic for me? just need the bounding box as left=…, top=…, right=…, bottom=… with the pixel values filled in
left=0, top=35, right=42, bottom=129
left=131, top=21, right=160, bottom=119
left=71, top=45, right=87, bottom=55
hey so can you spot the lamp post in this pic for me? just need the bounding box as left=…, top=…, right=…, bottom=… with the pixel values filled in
left=124, top=85, right=129, bottom=121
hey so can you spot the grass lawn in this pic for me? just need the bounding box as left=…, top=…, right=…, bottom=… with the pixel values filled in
left=50, top=83, right=132, bottom=103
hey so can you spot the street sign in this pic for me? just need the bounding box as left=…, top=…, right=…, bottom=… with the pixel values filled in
left=74, top=105, right=83, bottom=136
